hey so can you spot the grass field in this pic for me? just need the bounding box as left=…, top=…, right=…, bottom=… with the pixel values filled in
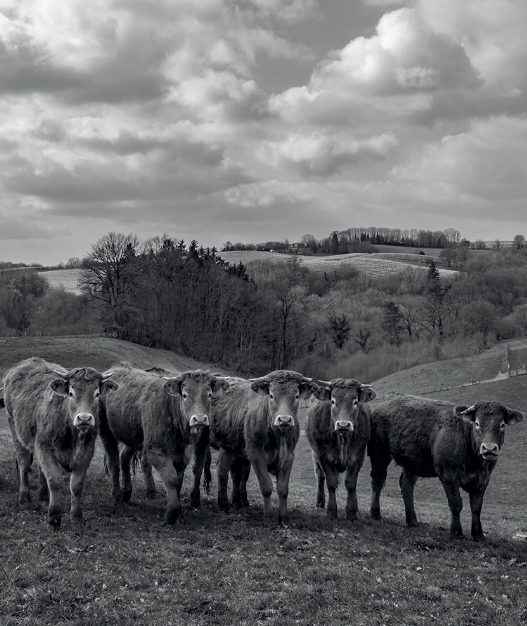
left=38, top=269, right=83, bottom=295
left=218, top=251, right=457, bottom=279
left=1, top=338, right=526, bottom=625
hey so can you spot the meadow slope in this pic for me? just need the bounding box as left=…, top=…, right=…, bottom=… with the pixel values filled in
left=0, top=338, right=526, bottom=625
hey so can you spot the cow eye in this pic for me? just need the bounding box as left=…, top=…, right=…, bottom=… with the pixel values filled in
left=331, top=398, right=336, bottom=405
left=295, top=393, right=299, bottom=400
left=269, top=393, right=274, bottom=399
left=499, top=422, right=505, bottom=429
left=208, top=392, right=213, bottom=398
left=182, top=391, right=188, bottom=399
left=352, top=399, right=358, bottom=406
left=94, top=389, right=100, bottom=398
left=475, top=421, right=481, bottom=429
left=69, top=390, right=75, bottom=398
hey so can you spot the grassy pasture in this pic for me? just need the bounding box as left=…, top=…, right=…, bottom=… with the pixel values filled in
left=38, top=269, right=83, bottom=295
left=1, top=339, right=526, bottom=625
left=219, top=251, right=457, bottom=279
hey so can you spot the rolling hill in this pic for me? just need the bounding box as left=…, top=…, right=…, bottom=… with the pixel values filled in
left=0, top=335, right=226, bottom=380
left=219, top=250, right=457, bottom=279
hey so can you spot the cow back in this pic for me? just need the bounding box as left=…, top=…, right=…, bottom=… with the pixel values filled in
left=211, top=379, right=252, bottom=452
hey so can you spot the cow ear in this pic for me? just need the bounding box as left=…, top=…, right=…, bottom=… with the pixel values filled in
left=315, top=386, right=331, bottom=401
left=454, top=405, right=476, bottom=421
left=163, top=377, right=183, bottom=396
left=250, top=380, right=269, bottom=396
left=359, top=386, right=376, bottom=403
left=505, top=408, right=523, bottom=424
left=101, top=379, right=119, bottom=394
left=300, top=381, right=318, bottom=399
left=50, top=378, right=68, bottom=397
left=211, top=377, right=230, bottom=393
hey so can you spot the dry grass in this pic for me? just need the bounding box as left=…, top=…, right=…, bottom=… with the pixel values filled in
left=218, top=251, right=457, bottom=279
left=38, top=269, right=83, bottom=295
left=1, top=338, right=527, bottom=625
left=372, top=339, right=527, bottom=398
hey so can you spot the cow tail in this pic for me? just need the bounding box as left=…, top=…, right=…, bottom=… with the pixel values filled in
left=103, top=454, right=110, bottom=476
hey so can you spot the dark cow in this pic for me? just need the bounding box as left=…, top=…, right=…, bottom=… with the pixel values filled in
left=99, top=364, right=228, bottom=523
left=369, top=394, right=523, bottom=540
left=3, top=357, right=118, bottom=528
left=306, top=378, right=376, bottom=520
left=211, top=370, right=318, bottom=524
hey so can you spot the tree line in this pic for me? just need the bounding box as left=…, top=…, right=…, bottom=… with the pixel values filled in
left=4, top=230, right=527, bottom=382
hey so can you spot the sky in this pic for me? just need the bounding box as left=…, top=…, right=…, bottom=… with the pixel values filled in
left=1, top=0, right=527, bottom=264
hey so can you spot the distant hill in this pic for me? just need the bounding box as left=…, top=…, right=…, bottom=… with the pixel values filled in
left=38, top=268, right=83, bottom=294
left=372, top=339, right=527, bottom=398
left=0, top=336, right=227, bottom=380
left=219, top=250, right=457, bottom=279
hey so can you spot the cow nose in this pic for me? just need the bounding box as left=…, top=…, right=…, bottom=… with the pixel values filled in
left=335, top=420, right=353, bottom=432
left=189, top=414, right=209, bottom=427
left=480, top=442, right=499, bottom=457
left=274, top=414, right=294, bottom=428
left=74, top=413, right=94, bottom=428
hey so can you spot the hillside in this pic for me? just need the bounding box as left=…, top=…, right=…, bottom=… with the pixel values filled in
left=371, top=339, right=527, bottom=397
left=0, top=336, right=225, bottom=380
left=219, top=250, right=457, bottom=279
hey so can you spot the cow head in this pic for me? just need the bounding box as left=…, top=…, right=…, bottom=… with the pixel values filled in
left=315, top=378, right=376, bottom=434
left=250, top=370, right=318, bottom=432
left=163, top=371, right=229, bottom=431
left=455, top=402, right=523, bottom=461
left=50, top=367, right=118, bottom=432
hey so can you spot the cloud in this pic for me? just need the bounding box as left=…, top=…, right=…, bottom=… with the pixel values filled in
left=261, top=132, right=398, bottom=175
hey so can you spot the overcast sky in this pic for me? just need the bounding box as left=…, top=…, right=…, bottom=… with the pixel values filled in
left=1, top=0, right=527, bottom=264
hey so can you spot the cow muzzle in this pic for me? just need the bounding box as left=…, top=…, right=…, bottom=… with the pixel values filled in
left=73, top=413, right=95, bottom=430
left=274, top=414, right=294, bottom=430
left=189, top=414, right=209, bottom=428
left=480, top=442, right=499, bottom=460
left=335, top=420, right=354, bottom=433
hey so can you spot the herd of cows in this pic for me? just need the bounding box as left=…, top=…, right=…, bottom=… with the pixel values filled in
left=0, top=357, right=523, bottom=541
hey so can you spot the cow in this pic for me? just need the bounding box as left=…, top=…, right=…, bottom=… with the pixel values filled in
left=306, top=378, right=376, bottom=520
left=369, top=394, right=523, bottom=540
left=98, top=364, right=228, bottom=523
left=211, top=370, right=318, bottom=524
left=3, top=357, right=118, bottom=528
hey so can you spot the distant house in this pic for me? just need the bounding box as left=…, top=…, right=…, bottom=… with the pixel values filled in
left=288, top=243, right=309, bottom=254
left=507, top=345, right=527, bottom=377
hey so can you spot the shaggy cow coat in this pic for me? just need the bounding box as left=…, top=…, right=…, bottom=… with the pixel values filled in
left=369, top=394, right=523, bottom=540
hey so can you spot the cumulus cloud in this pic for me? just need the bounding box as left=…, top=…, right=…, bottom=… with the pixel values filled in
left=261, top=132, right=398, bottom=175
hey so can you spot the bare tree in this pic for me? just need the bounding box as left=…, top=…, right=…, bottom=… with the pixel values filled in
left=353, top=326, right=372, bottom=353
left=79, top=232, right=139, bottom=336
left=327, top=311, right=351, bottom=349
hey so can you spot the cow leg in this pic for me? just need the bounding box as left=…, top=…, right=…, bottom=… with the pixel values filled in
left=313, top=455, right=326, bottom=509
left=439, top=476, right=463, bottom=537
left=399, top=469, right=418, bottom=527
left=120, top=445, right=135, bottom=503
left=69, top=433, right=96, bottom=524
left=35, top=447, right=65, bottom=529
left=8, top=418, right=32, bottom=504
left=276, top=460, right=294, bottom=525
left=142, top=454, right=156, bottom=499
left=345, top=452, right=365, bottom=521
left=98, top=418, right=122, bottom=505
left=251, top=455, right=274, bottom=520
left=324, top=463, right=339, bottom=520
left=147, top=449, right=183, bottom=524
left=203, top=447, right=212, bottom=495
left=230, top=458, right=244, bottom=509
left=240, top=459, right=251, bottom=508
left=38, top=465, right=49, bottom=502
left=468, top=489, right=486, bottom=541
left=190, top=441, right=209, bottom=509
left=217, top=448, right=234, bottom=512
left=370, top=451, right=390, bottom=520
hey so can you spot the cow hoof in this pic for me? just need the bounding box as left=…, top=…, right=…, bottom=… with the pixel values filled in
left=316, top=502, right=325, bottom=509
left=450, top=528, right=464, bottom=538
left=48, top=514, right=62, bottom=530
left=327, top=509, right=337, bottom=521
left=146, top=489, right=157, bottom=500
left=346, top=512, right=358, bottom=522
left=165, top=508, right=182, bottom=525
left=71, top=511, right=84, bottom=524
left=122, top=489, right=132, bottom=503
left=190, top=497, right=201, bottom=509
left=19, top=492, right=31, bottom=505
left=370, top=508, right=381, bottom=520
left=218, top=500, right=230, bottom=513
left=406, top=520, right=419, bottom=528
left=472, top=533, right=485, bottom=542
